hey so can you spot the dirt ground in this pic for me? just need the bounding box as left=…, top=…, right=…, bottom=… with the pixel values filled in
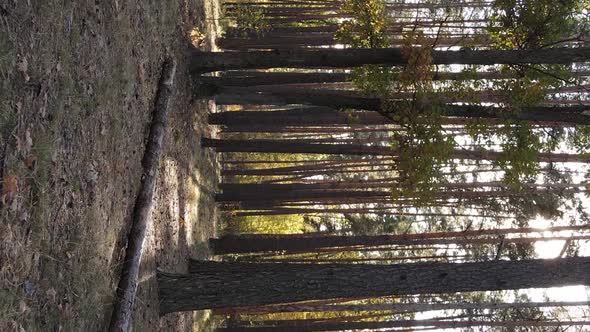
left=0, top=0, right=221, bottom=331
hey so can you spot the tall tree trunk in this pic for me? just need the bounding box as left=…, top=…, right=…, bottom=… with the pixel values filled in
left=157, top=257, right=590, bottom=312
left=204, top=72, right=349, bottom=86
left=208, top=69, right=571, bottom=87
left=211, top=235, right=590, bottom=254
left=210, top=225, right=590, bottom=254
left=190, top=47, right=590, bottom=73
left=202, top=138, right=590, bottom=163
left=218, top=35, right=337, bottom=50
left=218, top=181, right=581, bottom=193
left=217, top=35, right=490, bottom=50
left=215, top=319, right=590, bottom=332
left=210, top=102, right=590, bottom=125
left=213, top=300, right=590, bottom=315
left=216, top=187, right=584, bottom=204
left=209, top=110, right=387, bottom=127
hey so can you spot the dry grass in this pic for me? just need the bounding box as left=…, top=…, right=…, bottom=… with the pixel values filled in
left=0, top=0, right=221, bottom=330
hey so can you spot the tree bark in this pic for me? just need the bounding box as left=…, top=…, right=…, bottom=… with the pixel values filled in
left=213, top=300, right=590, bottom=315
left=217, top=35, right=490, bottom=50
left=215, top=319, right=590, bottom=332
left=109, top=59, right=176, bottom=332
left=157, top=257, right=590, bottom=313
left=210, top=225, right=590, bottom=254
left=204, top=72, right=349, bottom=86
left=190, top=47, right=590, bottom=73
left=209, top=69, right=555, bottom=87
left=202, top=138, right=590, bottom=163
left=210, top=102, right=590, bottom=125
left=209, top=109, right=387, bottom=127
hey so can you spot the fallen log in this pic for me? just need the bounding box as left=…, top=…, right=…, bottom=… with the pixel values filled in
left=108, top=58, right=176, bottom=332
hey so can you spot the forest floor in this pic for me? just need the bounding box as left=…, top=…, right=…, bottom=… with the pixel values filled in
left=0, top=0, right=220, bottom=331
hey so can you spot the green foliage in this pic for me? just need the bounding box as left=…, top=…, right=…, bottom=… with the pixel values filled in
left=467, top=120, right=569, bottom=190
left=495, top=123, right=543, bottom=186
left=504, top=242, right=536, bottom=260
left=438, top=66, right=486, bottom=104
left=444, top=64, right=571, bottom=111
left=483, top=0, right=585, bottom=120
left=339, top=0, right=586, bottom=207
left=496, top=64, right=573, bottom=109
left=227, top=5, right=269, bottom=37
left=336, top=0, right=394, bottom=96
left=470, top=241, right=536, bottom=261
left=493, top=77, right=545, bottom=108
left=225, top=214, right=309, bottom=234
left=350, top=65, right=399, bottom=95
left=568, top=125, right=590, bottom=154
left=538, top=127, right=565, bottom=153
left=466, top=119, right=496, bottom=146
left=389, top=102, right=455, bottom=203
left=342, top=214, right=413, bottom=235
left=382, top=33, right=456, bottom=203
left=334, top=0, right=387, bottom=48
left=345, top=31, right=460, bottom=204
left=507, top=190, right=565, bottom=220
left=224, top=150, right=328, bottom=184
left=488, top=0, right=584, bottom=49
left=442, top=5, right=580, bottom=188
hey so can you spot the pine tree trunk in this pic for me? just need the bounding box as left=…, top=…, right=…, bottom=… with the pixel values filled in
left=203, top=72, right=349, bottom=86
left=213, top=300, right=590, bottom=315
left=207, top=70, right=548, bottom=87
left=215, top=319, right=590, bottom=332
left=191, top=47, right=590, bottom=73
left=210, top=102, right=590, bottom=125
left=157, top=257, right=590, bottom=313
left=202, top=138, right=590, bottom=162
left=209, top=110, right=387, bottom=127
left=210, top=225, right=590, bottom=254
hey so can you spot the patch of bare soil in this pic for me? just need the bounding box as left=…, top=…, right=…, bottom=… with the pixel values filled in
left=0, top=0, right=220, bottom=331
